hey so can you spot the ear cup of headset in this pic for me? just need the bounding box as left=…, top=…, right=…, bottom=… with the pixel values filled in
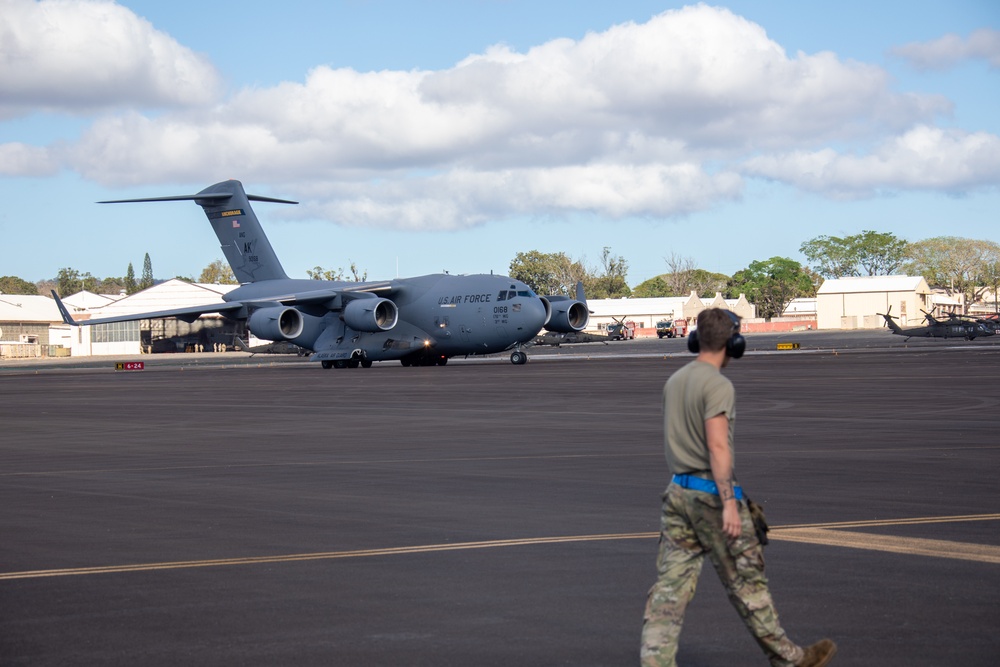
left=726, top=333, right=746, bottom=359
left=724, top=310, right=746, bottom=358
left=687, top=331, right=700, bottom=354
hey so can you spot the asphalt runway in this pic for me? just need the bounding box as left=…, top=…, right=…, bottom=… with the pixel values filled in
left=2, top=335, right=999, bottom=666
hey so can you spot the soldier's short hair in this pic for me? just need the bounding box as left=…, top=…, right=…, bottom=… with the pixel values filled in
left=696, top=308, right=740, bottom=352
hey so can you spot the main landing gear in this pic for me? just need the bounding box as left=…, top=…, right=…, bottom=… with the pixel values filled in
left=510, top=350, right=528, bottom=365
left=400, top=354, right=448, bottom=367
left=321, top=352, right=372, bottom=369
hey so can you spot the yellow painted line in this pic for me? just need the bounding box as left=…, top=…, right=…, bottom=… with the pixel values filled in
left=770, top=528, right=1000, bottom=565
left=3, top=514, right=998, bottom=582
left=776, top=513, right=1000, bottom=530
left=0, top=533, right=654, bottom=581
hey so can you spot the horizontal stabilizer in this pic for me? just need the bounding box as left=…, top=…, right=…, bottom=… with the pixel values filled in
left=98, top=193, right=231, bottom=204
left=98, top=193, right=298, bottom=205
left=98, top=180, right=295, bottom=283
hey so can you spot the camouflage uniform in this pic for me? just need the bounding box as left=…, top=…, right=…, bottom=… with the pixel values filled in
left=640, top=483, right=804, bottom=666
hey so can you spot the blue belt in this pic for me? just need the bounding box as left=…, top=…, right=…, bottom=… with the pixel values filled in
left=672, top=474, right=744, bottom=500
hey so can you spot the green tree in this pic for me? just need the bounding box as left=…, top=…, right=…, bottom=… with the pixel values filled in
left=124, top=263, right=137, bottom=294
left=346, top=262, right=367, bottom=282
left=800, top=231, right=908, bottom=278
left=138, top=253, right=154, bottom=291
left=663, top=252, right=696, bottom=295
left=306, top=262, right=367, bottom=282
left=199, top=259, right=238, bottom=285
left=0, top=276, right=39, bottom=295
left=728, top=257, right=815, bottom=319
left=632, top=276, right=672, bottom=298
left=904, top=236, right=1000, bottom=306
left=96, top=277, right=125, bottom=294
left=55, top=267, right=81, bottom=297
left=509, top=251, right=587, bottom=296
left=632, top=268, right=730, bottom=299
left=688, top=269, right=731, bottom=298
left=980, top=259, right=1000, bottom=315
left=586, top=247, right=631, bottom=299
left=307, top=266, right=344, bottom=281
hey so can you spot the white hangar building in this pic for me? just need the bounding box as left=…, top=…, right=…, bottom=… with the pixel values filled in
left=63, top=279, right=242, bottom=356
left=816, top=275, right=932, bottom=330
left=0, top=294, right=64, bottom=358
left=586, top=292, right=756, bottom=332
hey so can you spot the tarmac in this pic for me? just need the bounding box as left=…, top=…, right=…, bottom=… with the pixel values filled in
left=2, top=330, right=998, bottom=666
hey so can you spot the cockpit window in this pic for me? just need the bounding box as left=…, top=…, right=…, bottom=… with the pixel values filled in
left=497, top=289, right=535, bottom=300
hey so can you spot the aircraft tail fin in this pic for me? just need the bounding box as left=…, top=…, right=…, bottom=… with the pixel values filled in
left=878, top=306, right=903, bottom=334
left=51, top=290, right=79, bottom=326
left=99, top=180, right=296, bottom=284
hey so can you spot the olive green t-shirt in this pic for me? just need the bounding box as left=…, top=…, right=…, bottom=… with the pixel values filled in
left=663, top=360, right=736, bottom=474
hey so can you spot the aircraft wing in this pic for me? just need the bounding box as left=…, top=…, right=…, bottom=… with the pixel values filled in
left=263, top=282, right=395, bottom=307
left=52, top=291, right=244, bottom=327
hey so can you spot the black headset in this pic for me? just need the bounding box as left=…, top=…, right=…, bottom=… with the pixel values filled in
left=687, top=310, right=746, bottom=359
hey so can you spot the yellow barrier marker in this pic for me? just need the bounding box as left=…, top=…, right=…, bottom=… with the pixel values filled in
left=776, top=342, right=800, bottom=350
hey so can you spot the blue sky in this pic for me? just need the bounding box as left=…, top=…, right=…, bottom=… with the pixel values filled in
left=1, top=0, right=998, bottom=287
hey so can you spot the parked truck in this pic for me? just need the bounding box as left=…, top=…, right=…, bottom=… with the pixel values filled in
left=656, top=318, right=688, bottom=338
left=606, top=318, right=636, bottom=341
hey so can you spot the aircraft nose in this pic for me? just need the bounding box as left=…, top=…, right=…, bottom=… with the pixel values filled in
left=522, top=297, right=548, bottom=337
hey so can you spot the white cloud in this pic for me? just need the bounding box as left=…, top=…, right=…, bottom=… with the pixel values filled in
left=741, top=125, right=1000, bottom=196
left=300, top=164, right=744, bottom=231
left=3, top=3, right=994, bottom=231
left=892, top=28, right=1000, bottom=70
left=0, top=0, right=221, bottom=118
left=0, top=142, right=59, bottom=176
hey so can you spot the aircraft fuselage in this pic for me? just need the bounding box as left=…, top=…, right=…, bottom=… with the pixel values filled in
left=229, top=274, right=549, bottom=364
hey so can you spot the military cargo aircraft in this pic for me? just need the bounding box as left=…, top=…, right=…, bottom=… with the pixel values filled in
left=878, top=306, right=995, bottom=341
left=51, top=180, right=589, bottom=368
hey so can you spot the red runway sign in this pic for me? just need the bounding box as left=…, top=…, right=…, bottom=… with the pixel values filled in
left=114, top=362, right=145, bottom=371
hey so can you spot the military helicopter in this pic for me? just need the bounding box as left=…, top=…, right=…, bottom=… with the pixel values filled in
left=879, top=306, right=996, bottom=341
left=934, top=310, right=1000, bottom=334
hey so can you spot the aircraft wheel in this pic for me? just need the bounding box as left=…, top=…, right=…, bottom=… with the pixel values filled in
left=348, top=358, right=360, bottom=368
left=400, top=358, right=411, bottom=367
left=361, top=359, right=373, bottom=368
left=437, top=357, right=448, bottom=366
left=333, top=360, right=348, bottom=369
left=321, top=360, right=334, bottom=370
left=510, top=351, right=528, bottom=365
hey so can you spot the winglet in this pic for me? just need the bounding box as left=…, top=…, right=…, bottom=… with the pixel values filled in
left=51, top=290, right=78, bottom=326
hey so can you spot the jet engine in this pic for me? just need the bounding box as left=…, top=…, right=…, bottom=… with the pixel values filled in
left=541, top=296, right=589, bottom=333
left=247, top=306, right=305, bottom=341
left=342, top=297, right=398, bottom=332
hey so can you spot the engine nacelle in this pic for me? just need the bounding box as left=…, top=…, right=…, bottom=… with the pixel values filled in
left=247, top=306, right=305, bottom=341
left=541, top=297, right=589, bottom=333
left=342, top=297, right=398, bottom=333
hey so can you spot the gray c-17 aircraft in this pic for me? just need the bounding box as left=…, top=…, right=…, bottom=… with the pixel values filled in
left=878, top=306, right=995, bottom=341
left=51, top=179, right=590, bottom=368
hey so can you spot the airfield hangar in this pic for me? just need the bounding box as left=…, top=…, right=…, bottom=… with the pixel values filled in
left=816, top=275, right=932, bottom=330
